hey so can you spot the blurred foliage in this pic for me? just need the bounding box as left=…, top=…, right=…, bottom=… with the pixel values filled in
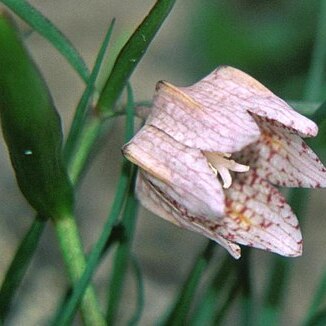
left=184, top=0, right=325, bottom=100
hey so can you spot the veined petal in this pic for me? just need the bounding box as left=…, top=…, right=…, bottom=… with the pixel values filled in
left=249, top=117, right=326, bottom=188
left=122, top=125, right=225, bottom=219
left=136, top=171, right=181, bottom=226
left=136, top=171, right=241, bottom=259
left=218, top=171, right=302, bottom=257
left=146, top=80, right=261, bottom=153
left=184, top=66, right=317, bottom=137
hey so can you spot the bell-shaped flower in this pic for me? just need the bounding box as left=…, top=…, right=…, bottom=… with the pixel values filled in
left=122, top=66, right=326, bottom=259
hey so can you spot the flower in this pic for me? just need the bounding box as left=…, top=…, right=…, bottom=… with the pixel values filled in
left=122, top=66, right=326, bottom=259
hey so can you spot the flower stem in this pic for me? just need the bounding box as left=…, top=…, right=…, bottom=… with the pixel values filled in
left=52, top=211, right=105, bottom=326
left=67, top=117, right=103, bottom=185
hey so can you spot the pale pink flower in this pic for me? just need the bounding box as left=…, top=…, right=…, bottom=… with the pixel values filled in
left=122, top=66, right=326, bottom=259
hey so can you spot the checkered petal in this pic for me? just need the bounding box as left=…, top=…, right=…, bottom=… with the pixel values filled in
left=122, top=125, right=225, bottom=219
left=241, top=117, right=326, bottom=188
left=146, top=80, right=260, bottom=153
left=218, top=171, right=302, bottom=257
left=183, top=66, right=318, bottom=137
left=136, top=171, right=241, bottom=259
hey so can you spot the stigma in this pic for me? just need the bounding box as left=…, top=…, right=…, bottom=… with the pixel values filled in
left=204, top=152, right=250, bottom=189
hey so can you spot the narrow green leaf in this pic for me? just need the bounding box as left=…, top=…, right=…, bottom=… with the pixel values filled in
left=64, top=19, right=116, bottom=165
left=128, top=255, right=145, bottom=326
left=0, top=217, right=45, bottom=322
left=163, top=241, right=215, bottom=326
left=190, top=255, right=233, bottom=326
left=213, top=281, right=240, bottom=325
left=1, top=0, right=89, bottom=81
left=305, top=310, right=326, bottom=326
left=106, top=179, right=139, bottom=324
left=259, top=257, right=290, bottom=326
left=97, top=0, right=176, bottom=115
left=106, top=84, right=138, bottom=323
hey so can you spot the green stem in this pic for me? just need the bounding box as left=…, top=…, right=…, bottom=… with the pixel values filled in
left=52, top=211, right=105, bottom=326
left=52, top=161, right=134, bottom=325
left=67, top=117, right=103, bottom=185
left=64, top=19, right=116, bottom=165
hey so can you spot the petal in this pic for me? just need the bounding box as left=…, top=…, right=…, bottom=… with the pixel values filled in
left=122, top=124, right=225, bottom=219
left=136, top=171, right=181, bottom=226
left=218, top=171, right=302, bottom=257
left=136, top=171, right=241, bottom=259
left=184, top=66, right=317, bottom=137
left=146, top=80, right=261, bottom=153
left=248, top=117, right=326, bottom=188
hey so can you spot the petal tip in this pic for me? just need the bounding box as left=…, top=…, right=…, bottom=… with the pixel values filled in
left=279, top=238, right=303, bottom=258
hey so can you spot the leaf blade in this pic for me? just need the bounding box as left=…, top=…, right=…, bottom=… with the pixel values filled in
left=97, top=0, right=176, bottom=114
left=1, top=0, right=89, bottom=81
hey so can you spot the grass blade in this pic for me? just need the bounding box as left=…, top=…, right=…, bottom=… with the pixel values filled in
left=106, top=84, right=138, bottom=323
left=128, top=255, right=145, bottom=326
left=1, top=0, right=89, bottom=81
left=190, top=255, right=234, bottom=326
left=305, top=310, right=326, bottom=326
left=163, top=241, right=215, bottom=326
left=64, top=19, right=115, bottom=165
left=106, top=175, right=139, bottom=323
left=0, top=217, right=46, bottom=322
left=213, top=281, right=240, bottom=325
left=97, top=0, right=176, bottom=115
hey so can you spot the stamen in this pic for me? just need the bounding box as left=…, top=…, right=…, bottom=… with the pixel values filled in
left=205, top=152, right=250, bottom=189
left=218, top=166, right=232, bottom=189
